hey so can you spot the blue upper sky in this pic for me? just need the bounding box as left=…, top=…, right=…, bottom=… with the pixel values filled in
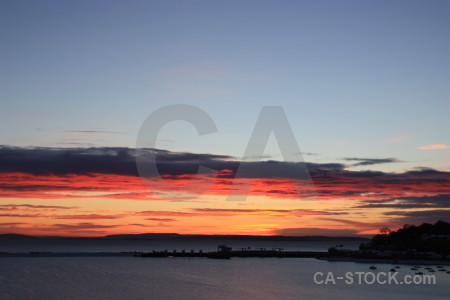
left=1, top=0, right=449, bottom=172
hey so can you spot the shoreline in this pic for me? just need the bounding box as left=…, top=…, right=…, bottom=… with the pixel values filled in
left=318, top=256, right=450, bottom=266
left=2, top=251, right=450, bottom=266
left=0, top=250, right=328, bottom=259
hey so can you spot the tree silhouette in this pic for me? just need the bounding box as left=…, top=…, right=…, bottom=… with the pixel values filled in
left=379, top=227, right=391, bottom=235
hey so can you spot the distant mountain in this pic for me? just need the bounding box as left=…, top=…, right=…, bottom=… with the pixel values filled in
left=103, top=233, right=181, bottom=240
left=0, top=232, right=368, bottom=241
left=0, top=233, right=37, bottom=239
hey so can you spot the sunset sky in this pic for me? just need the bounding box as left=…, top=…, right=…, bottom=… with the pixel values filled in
left=1, top=0, right=449, bottom=237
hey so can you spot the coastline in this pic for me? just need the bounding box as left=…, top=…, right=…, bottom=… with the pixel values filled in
left=2, top=251, right=450, bottom=266
left=0, top=250, right=328, bottom=259
left=318, top=256, right=450, bottom=266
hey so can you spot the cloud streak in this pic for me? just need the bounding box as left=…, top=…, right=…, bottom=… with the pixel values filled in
left=273, top=227, right=360, bottom=236
left=417, top=144, right=450, bottom=150
left=343, top=157, right=400, bottom=166
left=0, top=204, right=77, bottom=211
left=63, top=130, right=127, bottom=134
left=354, top=194, right=450, bottom=209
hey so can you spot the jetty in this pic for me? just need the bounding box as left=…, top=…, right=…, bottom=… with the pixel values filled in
left=137, top=245, right=328, bottom=259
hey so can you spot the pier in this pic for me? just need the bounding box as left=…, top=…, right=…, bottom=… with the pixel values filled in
left=137, top=245, right=328, bottom=259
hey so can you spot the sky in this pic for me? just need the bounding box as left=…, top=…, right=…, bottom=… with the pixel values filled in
left=0, top=0, right=449, bottom=237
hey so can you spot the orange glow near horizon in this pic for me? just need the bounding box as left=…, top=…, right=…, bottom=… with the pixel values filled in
left=1, top=171, right=450, bottom=237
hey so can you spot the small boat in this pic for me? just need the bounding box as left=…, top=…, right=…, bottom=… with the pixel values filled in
left=390, top=268, right=396, bottom=272
left=369, top=266, right=377, bottom=270
left=446, top=271, right=450, bottom=274
left=395, top=266, right=400, bottom=269
left=411, top=268, right=418, bottom=270
left=438, top=269, right=446, bottom=272
left=415, top=272, right=423, bottom=275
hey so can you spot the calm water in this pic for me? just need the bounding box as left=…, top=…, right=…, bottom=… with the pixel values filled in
left=1, top=240, right=449, bottom=299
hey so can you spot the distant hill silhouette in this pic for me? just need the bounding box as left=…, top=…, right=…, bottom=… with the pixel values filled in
left=104, top=233, right=182, bottom=240
left=0, top=233, right=37, bottom=239
left=103, top=233, right=368, bottom=241
left=0, top=232, right=368, bottom=241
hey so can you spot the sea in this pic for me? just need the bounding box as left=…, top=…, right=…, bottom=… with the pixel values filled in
left=1, top=239, right=449, bottom=299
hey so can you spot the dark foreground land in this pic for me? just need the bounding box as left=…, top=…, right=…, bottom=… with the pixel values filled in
left=323, top=221, right=450, bottom=265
